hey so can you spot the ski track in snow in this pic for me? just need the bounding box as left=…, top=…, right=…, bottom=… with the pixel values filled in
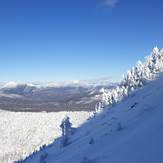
left=0, top=110, right=92, bottom=163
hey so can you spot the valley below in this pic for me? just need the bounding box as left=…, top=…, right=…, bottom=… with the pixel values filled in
left=0, top=81, right=114, bottom=112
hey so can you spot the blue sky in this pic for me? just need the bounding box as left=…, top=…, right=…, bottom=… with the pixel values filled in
left=0, top=0, right=162, bottom=82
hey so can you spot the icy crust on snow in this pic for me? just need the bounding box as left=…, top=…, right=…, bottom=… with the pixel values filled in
left=0, top=111, right=92, bottom=163
left=99, top=47, right=163, bottom=107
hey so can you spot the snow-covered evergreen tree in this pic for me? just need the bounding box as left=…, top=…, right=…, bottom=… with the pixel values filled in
left=60, top=116, right=72, bottom=147
left=99, top=47, right=163, bottom=109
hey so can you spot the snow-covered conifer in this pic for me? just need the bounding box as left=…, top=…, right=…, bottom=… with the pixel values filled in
left=99, top=47, right=163, bottom=109
left=60, top=116, right=72, bottom=147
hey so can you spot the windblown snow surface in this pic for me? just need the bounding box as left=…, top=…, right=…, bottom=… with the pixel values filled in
left=0, top=111, right=92, bottom=163
left=21, top=74, right=163, bottom=163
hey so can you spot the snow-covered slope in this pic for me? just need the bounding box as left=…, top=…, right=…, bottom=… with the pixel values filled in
left=0, top=110, right=93, bottom=163
left=21, top=68, right=163, bottom=163
left=20, top=47, right=163, bottom=163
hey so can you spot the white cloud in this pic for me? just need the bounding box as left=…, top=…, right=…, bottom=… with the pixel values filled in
left=104, top=0, right=119, bottom=7
left=3, top=81, right=18, bottom=88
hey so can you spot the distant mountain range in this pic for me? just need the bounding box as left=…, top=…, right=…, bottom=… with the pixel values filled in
left=0, top=79, right=116, bottom=112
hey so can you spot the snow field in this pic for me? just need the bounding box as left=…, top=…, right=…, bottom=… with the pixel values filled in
left=0, top=110, right=92, bottom=163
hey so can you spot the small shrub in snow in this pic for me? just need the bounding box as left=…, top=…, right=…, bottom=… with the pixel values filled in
left=95, top=102, right=103, bottom=113
left=80, top=157, right=90, bottom=163
left=117, top=122, right=123, bottom=131
left=39, top=152, right=48, bottom=163
left=129, top=102, right=138, bottom=110
left=40, top=145, right=46, bottom=151
left=60, top=116, right=72, bottom=147
left=89, top=138, right=95, bottom=145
